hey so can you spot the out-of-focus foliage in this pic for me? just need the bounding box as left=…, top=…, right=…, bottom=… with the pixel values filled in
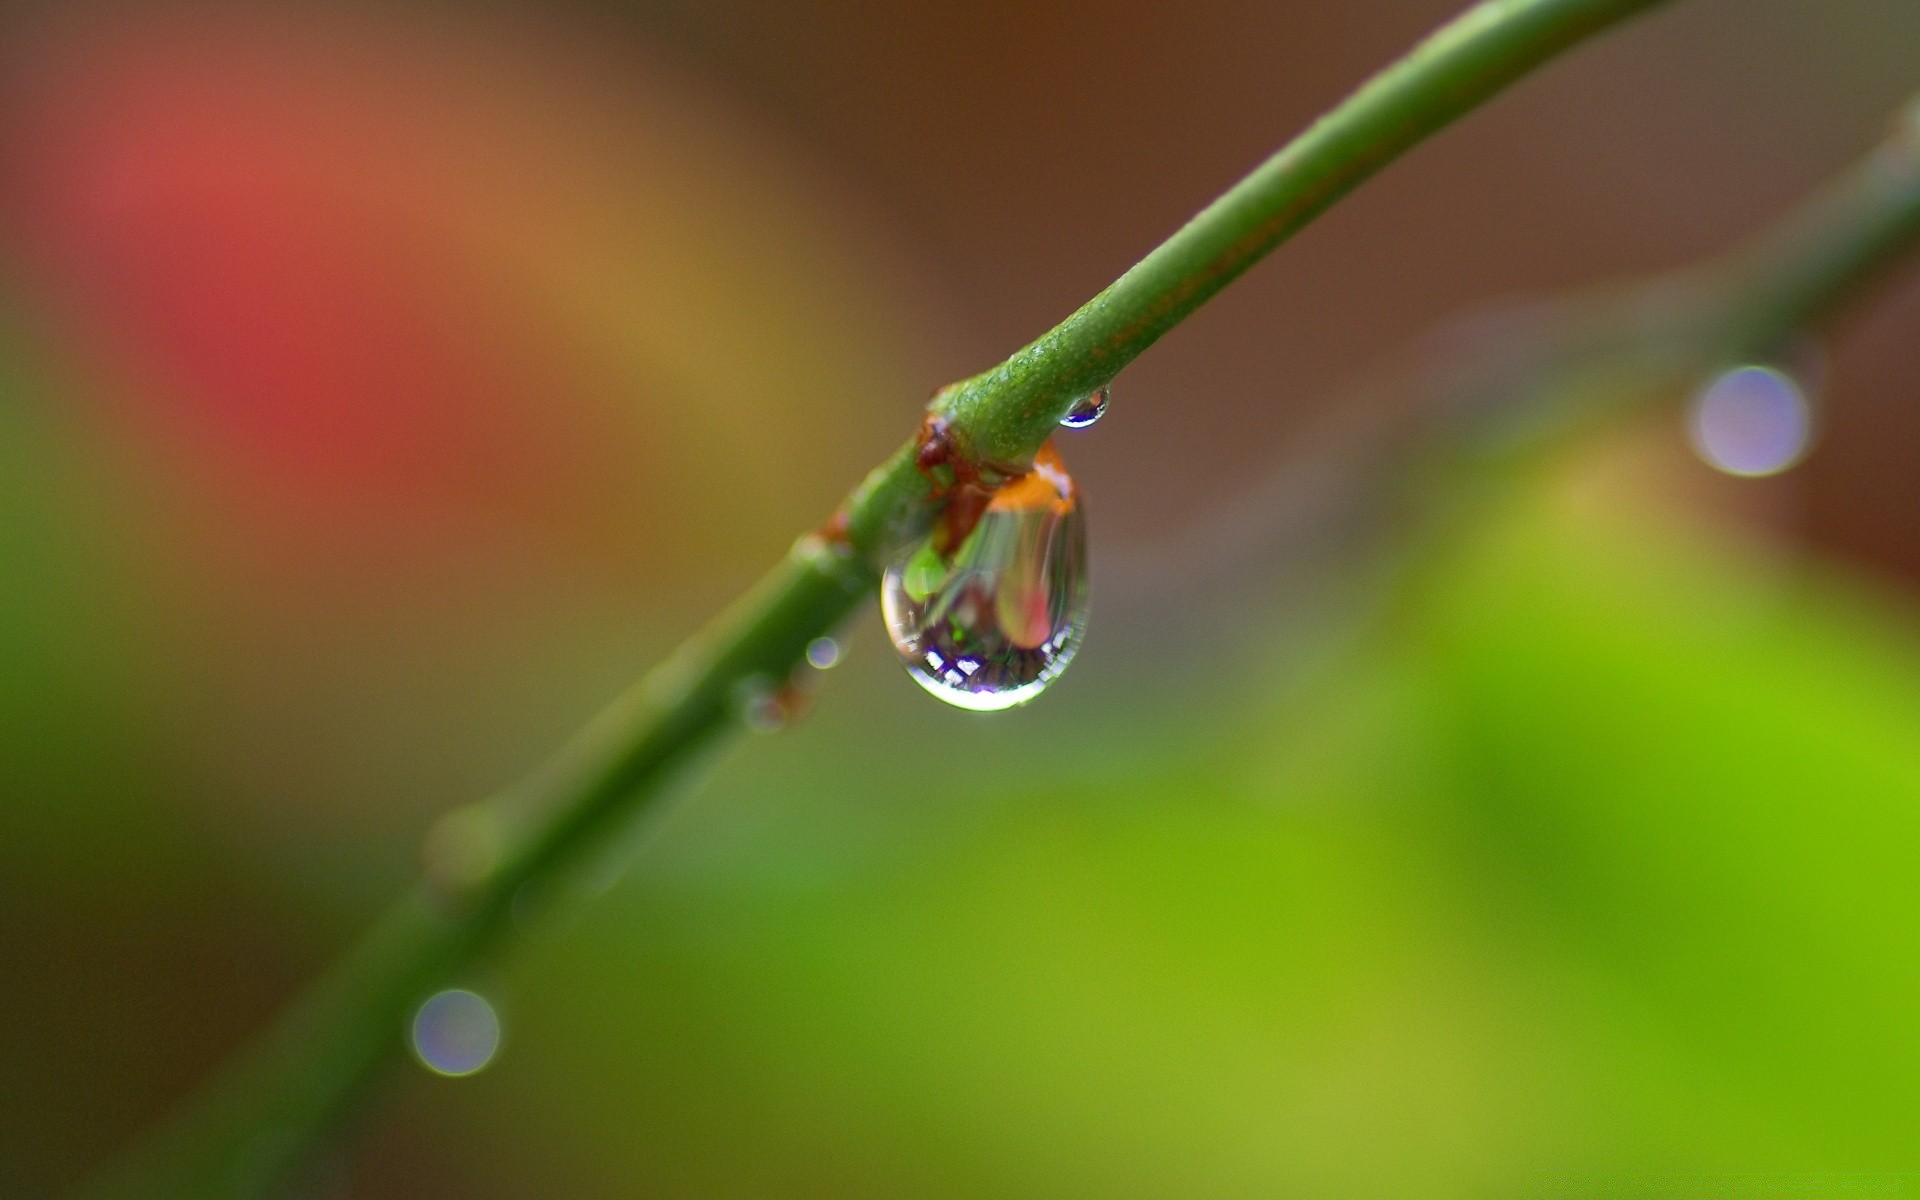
left=403, top=471, right=1920, bottom=1199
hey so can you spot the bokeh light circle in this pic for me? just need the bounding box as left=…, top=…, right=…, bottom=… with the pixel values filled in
left=411, top=989, right=501, bottom=1077
left=1686, top=365, right=1814, bottom=478
left=805, top=636, right=842, bottom=669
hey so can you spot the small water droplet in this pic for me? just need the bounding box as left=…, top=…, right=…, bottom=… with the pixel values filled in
left=735, top=673, right=814, bottom=732
left=882, top=440, right=1088, bottom=711
left=411, top=989, right=501, bottom=1077
left=735, top=674, right=790, bottom=733
left=805, top=636, right=842, bottom=669
left=1687, top=364, right=1814, bottom=477
left=1059, top=386, right=1109, bottom=429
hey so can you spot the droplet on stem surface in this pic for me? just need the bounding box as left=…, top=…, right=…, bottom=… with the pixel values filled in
left=1059, top=386, right=1109, bottom=429
left=882, top=440, right=1088, bottom=711
left=735, top=674, right=799, bottom=733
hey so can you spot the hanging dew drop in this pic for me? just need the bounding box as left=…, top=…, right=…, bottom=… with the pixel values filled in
left=881, top=440, right=1089, bottom=711
left=1059, top=386, right=1109, bottom=429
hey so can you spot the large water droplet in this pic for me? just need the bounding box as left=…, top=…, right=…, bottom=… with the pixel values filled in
left=1059, top=386, right=1109, bottom=429
left=882, top=441, right=1088, bottom=711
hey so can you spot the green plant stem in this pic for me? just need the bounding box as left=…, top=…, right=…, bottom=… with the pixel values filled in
left=933, top=0, right=1675, bottom=465
left=88, top=2, right=1685, bottom=1195
left=1208, top=97, right=1920, bottom=637
left=1714, top=101, right=1920, bottom=355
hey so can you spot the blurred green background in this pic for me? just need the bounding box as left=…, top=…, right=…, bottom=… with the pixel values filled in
left=7, top=1, right=1920, bottom=1195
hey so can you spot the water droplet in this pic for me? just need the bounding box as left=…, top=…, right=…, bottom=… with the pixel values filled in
left=411, top=989, right=501, bottom=1077
left=1687, top=364, right=1814, bottom=477
left=1059, top=386, right=1109, bottom=429
left=805, top=636, right=842, bottom=669
left=882, top=440, right=1088, bottom=711
left=735, top=674, right=791, bottom=733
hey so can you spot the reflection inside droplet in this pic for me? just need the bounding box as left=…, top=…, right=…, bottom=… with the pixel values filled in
left=1686, top=365, right=1813, bottom=477
left=882, top=440, right=1088, bottom=711
left=411, top=989, right=501, bottom=1077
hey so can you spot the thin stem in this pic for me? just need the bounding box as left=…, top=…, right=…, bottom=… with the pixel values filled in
left=1191, top=97, right=1920, bottom=638
left=89, top=2, right=1681, bottom=1195
left=934, top=0, right=1674, bottom=464
left=1712, top=99, right=1920, bottom=356
left=853, top=0, right=1677, bottom=549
